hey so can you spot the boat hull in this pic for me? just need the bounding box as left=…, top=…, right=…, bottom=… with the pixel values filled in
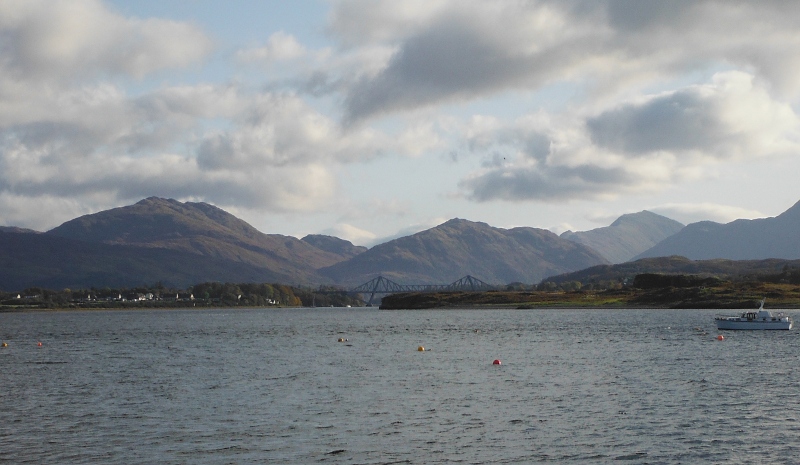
left=715, top=318, right=792, bottom=330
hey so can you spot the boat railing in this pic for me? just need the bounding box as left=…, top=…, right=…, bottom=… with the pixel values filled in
left=713, top=313, right=744, bottom=319
left=714, top=311, right=792, bottom=321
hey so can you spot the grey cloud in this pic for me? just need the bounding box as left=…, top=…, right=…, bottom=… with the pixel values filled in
left=343, top=12, right=576, bottom=123
left=350, top=22, right=501, bottom=99
left=603, top=0, right=697, bottom=31
left=462, top=164, right=634, bottom=202
left=333, top=1, right=601, bottom=122
left=586, top=89, right=724, bottom=155
left=335, top=0, right=800, bottom=123
left=4, top=99, right=189, bottom=160
left=458, top=70, right=800, bottom=203
left=520, top=131, right=551, bottom=161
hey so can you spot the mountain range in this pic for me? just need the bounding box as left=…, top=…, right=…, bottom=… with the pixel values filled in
left=634, top=200, right=800, bottom=260
left=2, top=196, right=800, bottom=291
left=561, top=211, right=684, bottom=263
left=318, top=218, right=609, bottom=286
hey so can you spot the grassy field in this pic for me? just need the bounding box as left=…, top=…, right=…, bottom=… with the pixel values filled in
left=379, top=282, right=800, bottom=309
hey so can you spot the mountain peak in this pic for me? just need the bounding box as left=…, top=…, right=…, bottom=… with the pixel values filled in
left=302, top=234, right=367, bottom=259
left=45, top=197, right=352, bottom=283
left=610, top=210, right=669, bottom=227
left=777, top=199, right=800, bottom=221
left=635, top=200, right=800, bottom=260
left=440, top=218, right=488, bottom=228
left=563, top=210, right=684, bottom=263
left=320, top=218, right=607, bottom=286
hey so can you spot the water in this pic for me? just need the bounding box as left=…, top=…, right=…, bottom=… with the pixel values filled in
left=1, top=307, right=799, bottom=464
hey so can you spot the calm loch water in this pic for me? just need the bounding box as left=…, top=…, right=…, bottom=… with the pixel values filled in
left=1, top=307, right=798, bottom=464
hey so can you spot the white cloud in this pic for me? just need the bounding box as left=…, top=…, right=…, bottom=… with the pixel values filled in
left=320, top=223, right=377, bottom=247
left=0, top=192, right=91, bottom=230
left=329, top=0, right=800, bottom=123
left=5, top=0, right=800, bottom=235
left=235, top=31, right=307, bottom=63
left=458, top=72, right=800, bottom=203
left=587, top=72, right=800, bottom=160
left=328, top=0, right=450, bottom=47
left=366, top=218, right=448, bottom=246
left=0, top=0, right=211, bottom=81
left=650, top=203, right=766, bottom=226
left=0, top=0, right=425, bottom=226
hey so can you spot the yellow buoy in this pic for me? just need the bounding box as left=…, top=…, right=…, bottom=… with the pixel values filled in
left=1, top=342, right=7, bottom=347
left=417, top=346, right=425, bottom=351
left=338, top=338, right=344, bottom=342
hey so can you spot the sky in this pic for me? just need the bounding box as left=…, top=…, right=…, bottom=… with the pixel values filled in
left=2, top=0, right=800, bottom=246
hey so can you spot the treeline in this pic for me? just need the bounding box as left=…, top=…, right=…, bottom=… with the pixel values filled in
left=505, top=280, right=622, bottom=292
left=756, top=266, right=800, bottom=285
left=0, top=282, right=363, bottom=309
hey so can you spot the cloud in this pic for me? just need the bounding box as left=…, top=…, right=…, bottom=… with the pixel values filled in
left=0, top=0, right=216, bottom=157
left=366, top=218, right=449, bottom=247
left=0, top=86, right=376, bottom=215
left=587, top=72, right=800, bottom=159
left=650, top=203, right=766, bottom=226
left=0, top=82, right=429, bottom=229
left=5, top=0, right=800, bottom=233
left=327, top=0, right=449, bottom=47
left=0, top=0, right=211, bottom=81
left=194, top=91, right=432, bottom=172
left=0, top=192, right=91, bottom=230
left=0, top=2, right=439, bottom=228
left=340, top=2, right=598, bottom=123
left=463, top=162, right=636, bottom=203
left=320, top=223, right=377, bottom=247
left=459, top=72, right=800, bottom=202
left=331, top=0, right=800, bottom=123
left=0, top=0, right=326, bottom=227
left=235, top=31, right=307, bottom=63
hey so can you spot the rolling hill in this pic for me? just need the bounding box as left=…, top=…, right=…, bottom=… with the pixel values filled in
left=542, top=255, right=800, bottom=287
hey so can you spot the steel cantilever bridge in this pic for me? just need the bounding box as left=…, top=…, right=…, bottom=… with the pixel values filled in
left=349, top=275, right=496, bottom=305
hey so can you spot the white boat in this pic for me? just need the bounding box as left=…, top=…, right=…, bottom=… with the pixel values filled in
left=715, top=299, right=793, bottom=330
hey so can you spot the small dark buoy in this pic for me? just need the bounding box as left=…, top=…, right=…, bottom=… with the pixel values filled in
left=493, top=359, right=501, bottom=365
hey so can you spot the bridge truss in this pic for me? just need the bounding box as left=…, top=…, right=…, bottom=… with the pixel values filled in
left=349, top=275, right=496, bottom=305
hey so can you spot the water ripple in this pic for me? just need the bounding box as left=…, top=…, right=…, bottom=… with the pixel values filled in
left=1, top=307, right=798, bottom=463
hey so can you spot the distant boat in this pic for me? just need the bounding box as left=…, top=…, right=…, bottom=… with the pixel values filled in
left=715, top=299, right=793, bottom=330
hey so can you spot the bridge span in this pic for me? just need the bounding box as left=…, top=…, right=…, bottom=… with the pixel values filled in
left=349, top=275, right=496, bottom=305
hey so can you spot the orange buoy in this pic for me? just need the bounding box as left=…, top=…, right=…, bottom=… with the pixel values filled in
left=417, top=346, right=425, bottom=351
left=493, top=359, right=501, bottom=365
left=716, top=335, right=724, bottom=341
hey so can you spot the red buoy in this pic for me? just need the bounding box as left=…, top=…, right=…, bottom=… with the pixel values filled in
left=716, top=335, right=724, bottom=341
left=492, top=359, right=501, bottom=365
left=37, top=341, right=42, bottom=347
